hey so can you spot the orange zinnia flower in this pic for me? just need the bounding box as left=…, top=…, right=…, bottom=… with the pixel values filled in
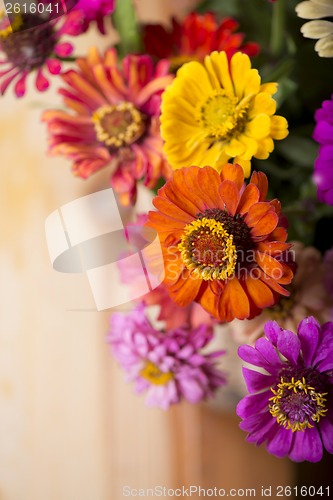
left=146, top=164, right=294, bottom=322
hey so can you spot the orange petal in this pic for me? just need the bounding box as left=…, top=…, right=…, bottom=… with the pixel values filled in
left=163, top=248, right=184, bottom=286
left=220, top=163, right=244, bottom=190
left=197, top=167, right=225, bottom=209
left=197, top=282, right=219, bottom=318
left=250, top=171, right=268, bottom=201
left=255, top=252, right=284, bottom=280
left=256, top=269, right=290, bottom=297
left=153, top=194, right=195, bottom=221
left=169, top=269, right=202, bottom=307
left=168, top=167, right=206, bottom=214
left=237, top=184, right=260, bottom=215
left=245, top=202, right=271, bottom=227
left=244, top=274, right=274, bottom=308
left=257, top=241, right=292, bottom=256
left=148, top=211, right=188, bottom=230
left=218, top=277, right=250, bottom=321
left=251, top=211, right=278, bottom=237
left=275, top=262, right=293, bottom=285
left=270, top=227, right=288, bottom=242
left=219, top=180, right=240, bottom=216
left=270, top=198, right=281, bottom=215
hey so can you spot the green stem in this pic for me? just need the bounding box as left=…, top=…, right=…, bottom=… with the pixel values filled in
left=270, top=0, right=287, bottom=58
left=112, top=0, right=142, bottom=58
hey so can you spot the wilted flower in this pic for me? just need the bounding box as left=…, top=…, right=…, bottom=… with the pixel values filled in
left=313, top=94, right=333, bottom=205
left=147, top=163, right=293, bottom=322
left=143, top=12, right=259, bottom=72
left=161, top=51, right=288, bottom=176
left=296, top=0, right=333, bottom=57
left=43, top=48, right=173, bottom=205
left=0, top=9, right=82, bottom=96
left=237, top=316, right=333, bottom=462
left=108, top=304, right=226, bottom=409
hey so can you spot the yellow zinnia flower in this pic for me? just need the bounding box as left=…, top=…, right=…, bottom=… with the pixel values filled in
left=161, top=51, right=288, bottom=177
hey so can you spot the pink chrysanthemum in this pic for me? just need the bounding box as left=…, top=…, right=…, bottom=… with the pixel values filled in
left=73, top=0, right=115, bottom=34
left=43, top=48, right=173, bottom=205
left=108, top=304, right=226, bottom=409
left=0, top=10, right=82, bottom=97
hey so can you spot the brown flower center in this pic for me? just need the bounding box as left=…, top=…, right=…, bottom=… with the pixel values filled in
left=93, top=102, right=145, bottom=149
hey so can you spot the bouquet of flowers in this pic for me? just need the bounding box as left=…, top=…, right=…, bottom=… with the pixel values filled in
left=2, top=0, right=333, bottom=463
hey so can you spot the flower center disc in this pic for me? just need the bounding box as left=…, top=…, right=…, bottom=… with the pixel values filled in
left=196, top=90, right=249, bottom=140
left=178, top=217, right=237, bottom=281
left=140, top=361, right=173, bottom=385
left=93, top=102, right=145, bottom=148
left=269, top=376, right=328, bottom=432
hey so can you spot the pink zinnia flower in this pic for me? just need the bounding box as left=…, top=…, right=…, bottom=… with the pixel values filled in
left=43, top=48, right=173, bottom=205
left=73, top=0, right=115, bottom=34
left=0, top=10, right=82, bottom=97
left=107, top=304, right=226, bottom=409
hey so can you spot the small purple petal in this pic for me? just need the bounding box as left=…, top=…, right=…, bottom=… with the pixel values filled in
left=255, top=337, right=282, bottom=367
left=238, top=344, right=275, bottom=372
left=302, top=427, right=323, bottom=463
left=242, top=367, right=276, bottom=393
left=289, top=431, right=306, bottom=462
left=297, top=316, right=320, bottom=366
left=319, top=417, right=333, bottom=454
left=277, top=329, right=301, bottom=364
left=236, top=390, right=271, bottom=419
left=264, top=320, right=280, bottom=345
left=267, top=426, right=293, bottom=458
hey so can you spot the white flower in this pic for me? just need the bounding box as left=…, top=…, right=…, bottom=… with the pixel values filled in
left=296, top=0, right=333, bottom=57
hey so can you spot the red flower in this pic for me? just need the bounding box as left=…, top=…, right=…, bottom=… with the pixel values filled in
left=143, top=12, right=259, bottom=71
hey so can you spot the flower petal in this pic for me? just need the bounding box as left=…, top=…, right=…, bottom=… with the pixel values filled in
left=277, top=329, right=301, bottom=364
left=297, top=316, right=320, bottom=366
left=267, top=426, right=293, bottom=458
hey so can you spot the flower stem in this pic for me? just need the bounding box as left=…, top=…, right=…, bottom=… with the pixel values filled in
left=270, top=0, right=287, bottom=58
left=112, top=0, right=142, bottom=59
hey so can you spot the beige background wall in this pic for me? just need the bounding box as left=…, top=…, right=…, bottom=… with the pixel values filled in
left=0, top=2, right=294, bottom=499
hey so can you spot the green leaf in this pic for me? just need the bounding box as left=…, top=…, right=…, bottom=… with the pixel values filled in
left=275, top=136, right=318, bottom=168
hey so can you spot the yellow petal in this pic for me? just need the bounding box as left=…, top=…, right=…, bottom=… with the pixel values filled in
left=239, top=134, right=258, bottom=158
left=249, top=92, right=277, bottom=118
left=230, top=52, right=252, bottom=99
left=224, top=138, right=246, bottom=157
left=260, top=82, right=278, bottom=95
left=245, top=114, right=271, bottom=140
left=205, top=51, right=234, bottom=94
left=254, top=137, right=274, bottom=159
left=270, top=115, right=289, bottom=140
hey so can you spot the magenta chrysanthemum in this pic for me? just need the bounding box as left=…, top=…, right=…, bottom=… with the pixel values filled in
left=0, top=10, right=82, bottom=97
left=107, top=304, right=226, bottom=409
left=237, top=316, right=333, bottom=462
left=73, top=0, right=115, bottom=33
left=43, top=48, right=173, bottom=205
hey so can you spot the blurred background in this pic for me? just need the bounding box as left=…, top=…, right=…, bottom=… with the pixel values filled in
left=0, top=1, right=300, bottom=499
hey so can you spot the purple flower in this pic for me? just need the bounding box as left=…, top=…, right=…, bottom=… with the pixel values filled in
left=107, top=304, right=226, bottom=409
left=236, top=317, right=333, bottom=462
left=74, top=0, right=115, bottom=33
left=313, top=94, right=333, bottom=205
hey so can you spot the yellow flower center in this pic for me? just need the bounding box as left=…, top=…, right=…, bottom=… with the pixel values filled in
left=0, top=11, right=22, bottom=38
left=140, top=361, right=174, bottom=385
left=196, top=90, right=250, bottom=140
left=93, top=102, right=145, bottom=149
left=269, top=377, right=328, bottom=432
left=178, top=217, right=237, bottom=281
